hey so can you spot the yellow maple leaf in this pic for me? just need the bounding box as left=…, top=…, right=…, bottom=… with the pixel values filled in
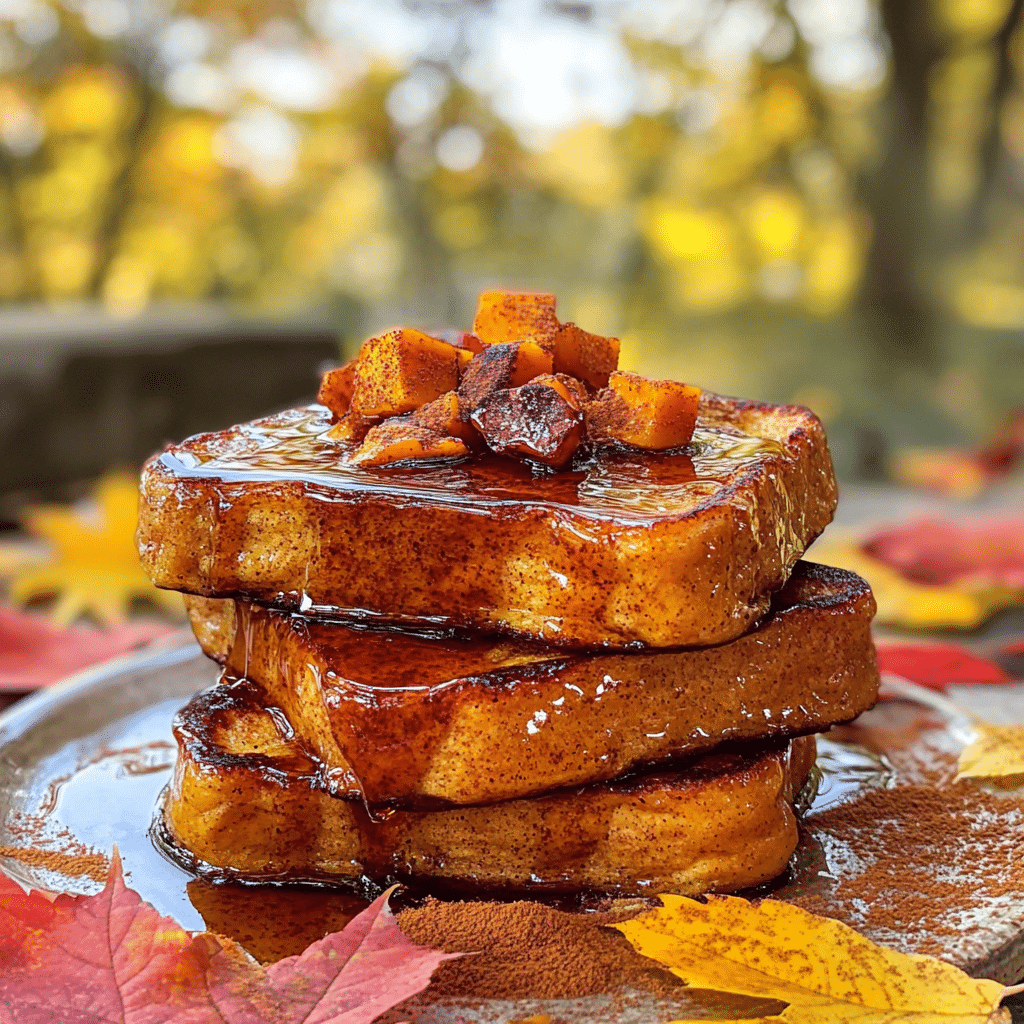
left=808, top=536, right=1018, bottom=631
left=957, top=724, right=1024, bottom=786
left=9, top=472, right=183, bottom=626
left=613, top=894, right=1012, bottom=1023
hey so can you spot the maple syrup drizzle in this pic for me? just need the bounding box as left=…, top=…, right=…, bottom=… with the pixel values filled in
left=39, top=743, right=175, bottom=815
left=159, top=405, right=784, bottom=521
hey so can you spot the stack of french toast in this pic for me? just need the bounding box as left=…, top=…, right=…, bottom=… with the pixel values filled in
left=140, top=291, right=880, bottom=896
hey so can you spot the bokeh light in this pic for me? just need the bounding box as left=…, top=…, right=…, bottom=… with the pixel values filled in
left=0, top=0, right=1023, bottom=479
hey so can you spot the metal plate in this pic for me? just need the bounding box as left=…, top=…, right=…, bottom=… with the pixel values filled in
left=1, top=645, right=1023, bottom=1022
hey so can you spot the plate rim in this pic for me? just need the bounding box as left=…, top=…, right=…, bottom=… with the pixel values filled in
left=0, top=637, right=204, bottom=743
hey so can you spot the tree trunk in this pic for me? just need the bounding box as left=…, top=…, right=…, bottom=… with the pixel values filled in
left=962, top=0, right=1024, bottom=244
left=857, top=0, right=941, bottom=369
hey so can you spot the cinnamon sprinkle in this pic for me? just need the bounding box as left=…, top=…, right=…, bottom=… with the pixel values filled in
left=0, top=845, right=110, bottom=883
left=2, top=812, right=111, bottom=883
left=794, top=769, right=1024, bottom=971
left=398, top=899, right=672, bottom=1001
left=396, top=898, right=788, bottom=1018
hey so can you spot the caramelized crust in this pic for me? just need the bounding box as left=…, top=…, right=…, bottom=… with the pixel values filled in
left=471, top=377, right=584, bottom=468
left=185, top=562, right=877, bottom=808
left=139, top=392, right=838, bottom=648
left=161, top=676, right=816, bottom=896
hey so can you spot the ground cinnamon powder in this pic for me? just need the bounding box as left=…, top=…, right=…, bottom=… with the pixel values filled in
left=397, top=899, right=679, bottom=1001
left=396, top=898, right=788, bottom=1019
left=0, top=845, right=110, bottom=882
left=793, top=779, right=1024, bottom=967
left=2, top=812, right=111, bottom=883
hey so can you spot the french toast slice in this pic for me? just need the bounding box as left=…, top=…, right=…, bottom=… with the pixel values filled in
left=139, top=392, right=837, bottom=649
left=185, top=561, right=877, bottom=808
left=160, top=676, right=817, bottom=896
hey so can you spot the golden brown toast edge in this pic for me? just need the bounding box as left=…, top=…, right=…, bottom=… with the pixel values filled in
left=184, top=561, right=877, bottom=808
left=139, top=392, right=837, bottom=649
left=161, top=676, right=817, bottom=896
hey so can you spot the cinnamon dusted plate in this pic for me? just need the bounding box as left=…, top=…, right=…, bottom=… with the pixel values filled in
left=1, top=642, right=1023, bottom=1023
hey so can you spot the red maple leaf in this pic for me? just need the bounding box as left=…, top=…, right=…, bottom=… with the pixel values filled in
left=0, top=604, right=179, bottom=693
left=863, top=517, right=1024, bottom=590
left=0, top=853, right=454, bottom=1023
left=876, top=641, right=1012, bottom=693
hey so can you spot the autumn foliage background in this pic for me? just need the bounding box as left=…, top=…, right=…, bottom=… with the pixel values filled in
left=1, top=0, right=1024, bottom=491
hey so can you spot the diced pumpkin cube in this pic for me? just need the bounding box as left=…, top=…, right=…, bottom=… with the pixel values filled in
left=317, top=361, right=357, bottom=420
left=473, top=292, right=560, bottom=350
left=413, top=390, right=478, bottom=445
left=471, top=377, right=584, bottom=469
left=459, top=341, right=554, bottom=407
left=458, top=331, right=486, bottom=354
left=432, top=329, right=483, bottom=363
left=324, top=410, right=376, bottom=442
left=587, top=371, right=701, bottom=450
left=551, top=323, right=620, bottom=389
left=348, top=419, right=469, bottom=467
left=351, top=328, right=461, bottom=418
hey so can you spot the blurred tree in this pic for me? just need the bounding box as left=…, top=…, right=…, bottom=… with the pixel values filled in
left=0, top=0, right=1022, bottom=444
left=858, top=0, right=940, bottom=367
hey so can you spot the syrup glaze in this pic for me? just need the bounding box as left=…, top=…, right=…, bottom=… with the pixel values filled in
left=159, top=404, right=777, bottom=521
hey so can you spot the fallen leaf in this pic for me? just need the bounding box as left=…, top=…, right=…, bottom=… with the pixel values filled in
left=0, top=852, right=454, bottom=1023
left=957, top=724, right=1024, bottom=785
left=613, top=893, right=1010, bottom=1023
left=808, top=536, right=1015, bottom=630
left=875, top=642, right=1011, bottom=693
left=0, top=873, right=60, bottom=972
left=864, top=517, right=1024, bottom=591
left=0, top=603, right=180, bottom=692
left=260, top=881, right=457, bottom=1024
left=8, top=473, right=183, bottom=626
left=889, top=448, right=993, bottom=499
left=890, top=410, right=1024, bottom=497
